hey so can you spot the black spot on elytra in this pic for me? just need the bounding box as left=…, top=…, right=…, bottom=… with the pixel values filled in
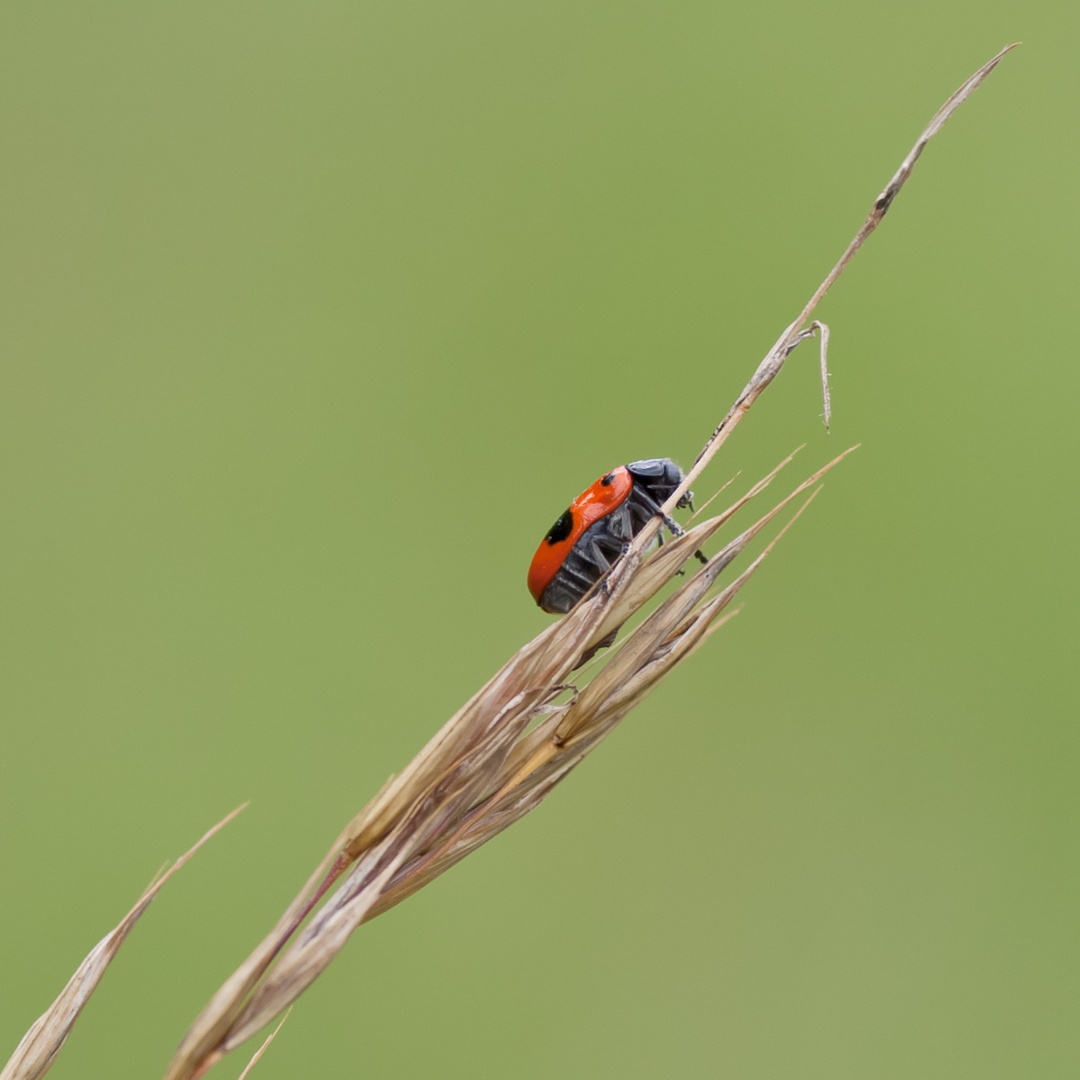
left=546, top=508, right=574, bottom=544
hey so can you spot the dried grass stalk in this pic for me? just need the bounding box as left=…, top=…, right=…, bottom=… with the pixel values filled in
left=1, top=806, right=245, bottom=1080
left=235, top=1010, right=290, bottom=1080
left=159, top=45, right=1016, bottom=1080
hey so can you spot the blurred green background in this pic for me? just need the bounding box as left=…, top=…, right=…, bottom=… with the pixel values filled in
left=2, top=2, right=1077, bottom=1078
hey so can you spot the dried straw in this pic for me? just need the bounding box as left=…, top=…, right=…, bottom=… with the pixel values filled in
left=235, top=1010, right=291, bottom=1080
left=161, top=45, right=1016, bottom=1080
left=1, top=806, right=246, bottom=1080
left=0, top=44, right=1016, bottom=1080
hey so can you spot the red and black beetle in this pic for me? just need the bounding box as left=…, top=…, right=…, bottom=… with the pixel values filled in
left=527, top=458, right=697, bottom=614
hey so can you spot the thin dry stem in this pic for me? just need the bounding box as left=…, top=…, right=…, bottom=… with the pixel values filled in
left=688, top=471, right=740, bottom=521
left=659, top=43, right=1018, bottom=519
left=1, top=806, right=246, bottom=1080
left=236, top=1010, right=291, bottom=1080
left=160, top=46, right=1015, bottom=1080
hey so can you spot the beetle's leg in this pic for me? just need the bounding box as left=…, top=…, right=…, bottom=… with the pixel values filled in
left=655, top=530, right=692, bottom=576
left=633, top=488, right=709, bottom=565
left=631, top=486, right=685, bottom=536
left=655, top=530, right=689, bottom=575
left=580, top=535, right=614, bottom=574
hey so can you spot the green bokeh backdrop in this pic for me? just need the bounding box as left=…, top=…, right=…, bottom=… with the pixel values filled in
left=2, top=3, right=1077, bottom=1078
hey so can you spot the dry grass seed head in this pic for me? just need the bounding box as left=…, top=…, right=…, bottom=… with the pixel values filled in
left=156, top=43, right=1016, bottom=1080
left=0, top=807, right=245, bottom=1080
left=196, top=445, right=855, bottom=1054
left=1, top=44, right=1016, bottom=1080
left=167, top=45, right=1016, bottom=1077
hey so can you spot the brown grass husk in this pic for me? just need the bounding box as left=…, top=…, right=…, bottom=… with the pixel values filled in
left=0, top=807, right=245, bottom=1080
left=162, top=45, right=1016, bottom=1080
left=0, top=44, right=1016, bottom=1080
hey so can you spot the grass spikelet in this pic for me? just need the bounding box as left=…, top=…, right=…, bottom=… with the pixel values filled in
left=0, top=806, right=245, bottom=1080
left=235, top=1010, right=290, bottom=1080
left=161, top=45, right=1016, bottom=1079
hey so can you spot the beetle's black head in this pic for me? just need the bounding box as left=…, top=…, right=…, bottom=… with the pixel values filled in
left=625, top=457, right=686, bottom=504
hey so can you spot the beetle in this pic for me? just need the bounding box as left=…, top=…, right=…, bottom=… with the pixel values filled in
left=527, top=457, right=703, bottom=614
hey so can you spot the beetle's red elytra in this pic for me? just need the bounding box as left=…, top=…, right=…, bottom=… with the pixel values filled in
left=527, top=458, right=694, bottom=614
